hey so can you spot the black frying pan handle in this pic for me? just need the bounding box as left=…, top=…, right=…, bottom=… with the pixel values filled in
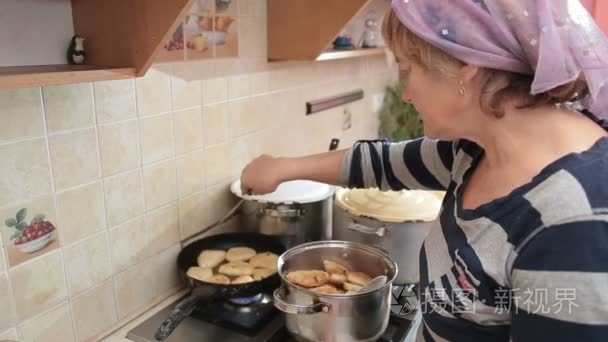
left=154, top=294, right=200, bottom=341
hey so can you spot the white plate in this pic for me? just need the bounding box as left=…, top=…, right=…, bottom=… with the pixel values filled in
left=14, top=232, right=53, bottom=253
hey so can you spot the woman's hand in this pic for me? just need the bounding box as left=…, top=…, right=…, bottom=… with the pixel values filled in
left=240, top=155, right=286, bottom=195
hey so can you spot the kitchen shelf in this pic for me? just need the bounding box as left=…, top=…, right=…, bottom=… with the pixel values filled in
left=0, top=65, right=135, bottom=89
left=316, top=47, right=386, bottom=61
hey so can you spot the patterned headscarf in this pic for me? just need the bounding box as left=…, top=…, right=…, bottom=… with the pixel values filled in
left=391, top=0, right=608, bottom=119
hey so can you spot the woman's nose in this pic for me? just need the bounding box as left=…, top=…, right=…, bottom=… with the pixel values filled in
left=401, top=88, right=413, bottom=103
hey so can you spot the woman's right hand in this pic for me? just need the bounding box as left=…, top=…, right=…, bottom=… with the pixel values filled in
left=240, top=155, right=286, bottom=195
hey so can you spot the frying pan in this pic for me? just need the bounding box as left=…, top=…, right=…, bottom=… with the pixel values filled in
left=155, top=232, right=286, bottom=341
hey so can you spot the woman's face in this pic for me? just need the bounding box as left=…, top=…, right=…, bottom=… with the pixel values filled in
left=399, top=61, right=468, bottom=140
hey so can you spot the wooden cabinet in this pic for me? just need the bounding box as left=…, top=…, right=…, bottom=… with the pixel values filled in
left=0, top=0, right=194, bottom=89
left=268, top=0, right=388, bottom=61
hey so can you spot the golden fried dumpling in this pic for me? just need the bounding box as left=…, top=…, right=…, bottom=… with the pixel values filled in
left=329, top=273, right=347, bottom=286
left=253, top=268, right=276, bottom=281
left=226, top=247, right=257, bottom=262
left=218, top=262, right=254, bottom=277
left=323, top=260, right=349, bottom=275
left=343, top=282, right=363, bottom=292
left=232, top=275, right=254, bottom=284
left=204, top=274, right=231, bottom=285
left=286, top=270, right=330, bottom=288
left=310, top=284, right=344, bottom=295
left=197, top=250, right=226, bottom=268
left=346, top=272, right=372, bottom=286
left=249, top=252, right=278, bottom=270
left=186, top=266, right=213, bottom=281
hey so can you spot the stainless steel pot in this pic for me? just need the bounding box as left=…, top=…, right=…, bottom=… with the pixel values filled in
left=333, top=208, right=433, bottom=285
left=274, top=241, right=398, bottom=342
left=231, top=180, right=334, bottom=248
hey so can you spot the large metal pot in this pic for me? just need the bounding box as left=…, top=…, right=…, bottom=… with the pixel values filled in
left=332, top=188, right=444, bottom=285
left=274, top=241, right=398, bottom=342
left=231, top=180, right=334, bottom=248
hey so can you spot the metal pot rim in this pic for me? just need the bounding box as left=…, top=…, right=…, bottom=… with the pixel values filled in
left=277, top=240, right=398, bottom=298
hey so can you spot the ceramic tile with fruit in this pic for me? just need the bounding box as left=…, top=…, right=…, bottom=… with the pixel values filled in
left=4, top=207, right=59, bottom=266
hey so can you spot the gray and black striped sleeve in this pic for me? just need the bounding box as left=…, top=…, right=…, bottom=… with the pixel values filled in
left=339, top=138, right=455, bottom=191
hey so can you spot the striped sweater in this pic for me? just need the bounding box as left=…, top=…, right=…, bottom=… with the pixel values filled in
left=340, top=116, right=608, bottom=341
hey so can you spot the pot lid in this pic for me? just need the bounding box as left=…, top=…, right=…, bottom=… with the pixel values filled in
left=335, top=188, right=445, bottom=222
left=231, top=180, right=335, bottom=204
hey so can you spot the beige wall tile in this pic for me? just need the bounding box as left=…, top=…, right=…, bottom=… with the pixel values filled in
left=144, top=203, right=179, bottom=256
left=17, top=302, right=75, bottom=342
left=176, top=150, right=205, bottom=198
left=0, top=328, right=18, bottom=340
left=63, top=232, right=111, bottom=296
left=103, top=170, right=145, bottom=228
left=202, top=103, right=229, bottom=147
left=43, top=83, right=95, bottom=134
left=204, top=143, right=233, bottom=187
left=202, top=77, right=228, bottom=105
left=48, top=128, right=101, bottom=191
left=0, top=272, right=16, bottom=331
left=139, top=113, right=174, bottom=165
left=148, top=244, right=181, bottom=296
left=114, top=260, right=156, bottom=319
left=173, top=107, right=203, bottom=155
left=227, top=98, right=254, bottom=138
left=239, top=17, right=267, bottom=58
left=0, top=139, right=52, bottom=207
left=56, top=182, right=106, bottom=245
left=136, top=66, right=171, bottom=116
left=98, top=119, right=141, bottom=176
left=206, top=182, right=239, bottom=224
left=171, top=76, right=201, bottom=110
left=0, top=88, right=44, bottom=143
left=0, top=247, right=5, bottom=272
left=227, top=74, right=250, bottom=99
left=9, top=250, right=67, bottom=321
left=71, top=280, right=118, bottom=342
left=94, top=79, right=137, bottom=124
left=108, top=217, right=146, bottom=274
left=143, top=159, right=177, bottom=212
left=178, top=191, right=208, bottom=239
left=250, top=71, right=270, bottom=95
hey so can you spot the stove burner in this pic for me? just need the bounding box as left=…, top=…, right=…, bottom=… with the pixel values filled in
left=229, top=293, right=264, bottom=305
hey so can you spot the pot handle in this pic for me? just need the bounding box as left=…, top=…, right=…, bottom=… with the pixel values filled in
left=347, top=221, right=389, bottom=237
left=155, top=294, right=199, bottom=341
left=273, top=287, right=331, bottom=315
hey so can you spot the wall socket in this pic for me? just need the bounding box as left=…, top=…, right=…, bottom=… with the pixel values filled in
left=342, top=108, right=352, bottom=131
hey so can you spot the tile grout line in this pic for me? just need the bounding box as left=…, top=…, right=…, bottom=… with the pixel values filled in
left=168, top=64, right=183, bottom=250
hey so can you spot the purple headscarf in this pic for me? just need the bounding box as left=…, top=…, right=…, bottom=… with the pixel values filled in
left=391, top=0, right=608, bottom=119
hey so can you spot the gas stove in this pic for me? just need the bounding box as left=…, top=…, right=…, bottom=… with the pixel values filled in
left=126, top=285, right=420, bottom=342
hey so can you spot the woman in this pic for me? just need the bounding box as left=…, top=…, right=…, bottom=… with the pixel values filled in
left=241, top=0, right=608, bottom=340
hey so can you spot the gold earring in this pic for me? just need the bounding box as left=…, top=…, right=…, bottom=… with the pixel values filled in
left=459, top=81, right=466, bottom=96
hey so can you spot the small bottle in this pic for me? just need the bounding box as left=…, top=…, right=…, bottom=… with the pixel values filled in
left=359, top=11, right=379, bottom=48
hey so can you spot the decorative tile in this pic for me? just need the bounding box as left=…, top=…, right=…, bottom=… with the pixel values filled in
left=48, top=128, right=101, bottom=191
left=9, top=250, right=67, bottom=322
left=214, top=16, right=239, bottom=58
left=17, top=302, right=75, bottom=342
left=136, top=66, right=172, bottom=116
left=202, top=77, right=228, bottom=105
left=156, top=23, right=186, bottom=63
left=143, top=159, right=177, bottom=212
left=0, top=139, right=52, bottom=207
left=227, top=74, right=250, bottom=99
left=216, top=0, right=239, bottom=15
left=98, top=119, right=141, bottom=176
left=0, top=88, right=44, bottom=143
left=178, top=191, right=208, bottom=239
left=103, top=170, right=145, bottom=228
left=202, top=103, right=229, bottom=147
left=139, top=113, right=174, bottom=165
left=0, top=196, right=59, bottom=267
left=93, top=79, right=137, bottom=124
left=176, top=150, right=205, bottom=198
left=63, top=232, right=111, bottom=296
left=171, top=73, right=202, bottom=111
left=173, top=107, right=203, bottom=155
left=144, top=203, right=179, bottom=256
left=70, top=280, right=118, bottom=342
left=0, top=272, right=16, bottom=331
left=108, top=217, right=146, bottom=274
left=56, top=182, right=106, bottom=245
left=114, top=260, right=156, bottom=319
left=184, top=15, right=215, bottom=61
left=43, top=83, right=94, bottom=134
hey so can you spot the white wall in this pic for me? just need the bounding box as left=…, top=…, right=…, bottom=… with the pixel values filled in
left=0, top=0, right=74, bottom=66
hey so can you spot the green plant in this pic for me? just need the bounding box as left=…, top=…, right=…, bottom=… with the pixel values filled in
left=378, top=83, right=424, bottom=141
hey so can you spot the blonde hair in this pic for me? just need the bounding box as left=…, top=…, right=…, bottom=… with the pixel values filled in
left=381, top=9, right=588, bottom=117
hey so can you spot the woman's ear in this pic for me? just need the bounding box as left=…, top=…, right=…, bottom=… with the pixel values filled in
left=460, top=64, right=479, bottom=83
